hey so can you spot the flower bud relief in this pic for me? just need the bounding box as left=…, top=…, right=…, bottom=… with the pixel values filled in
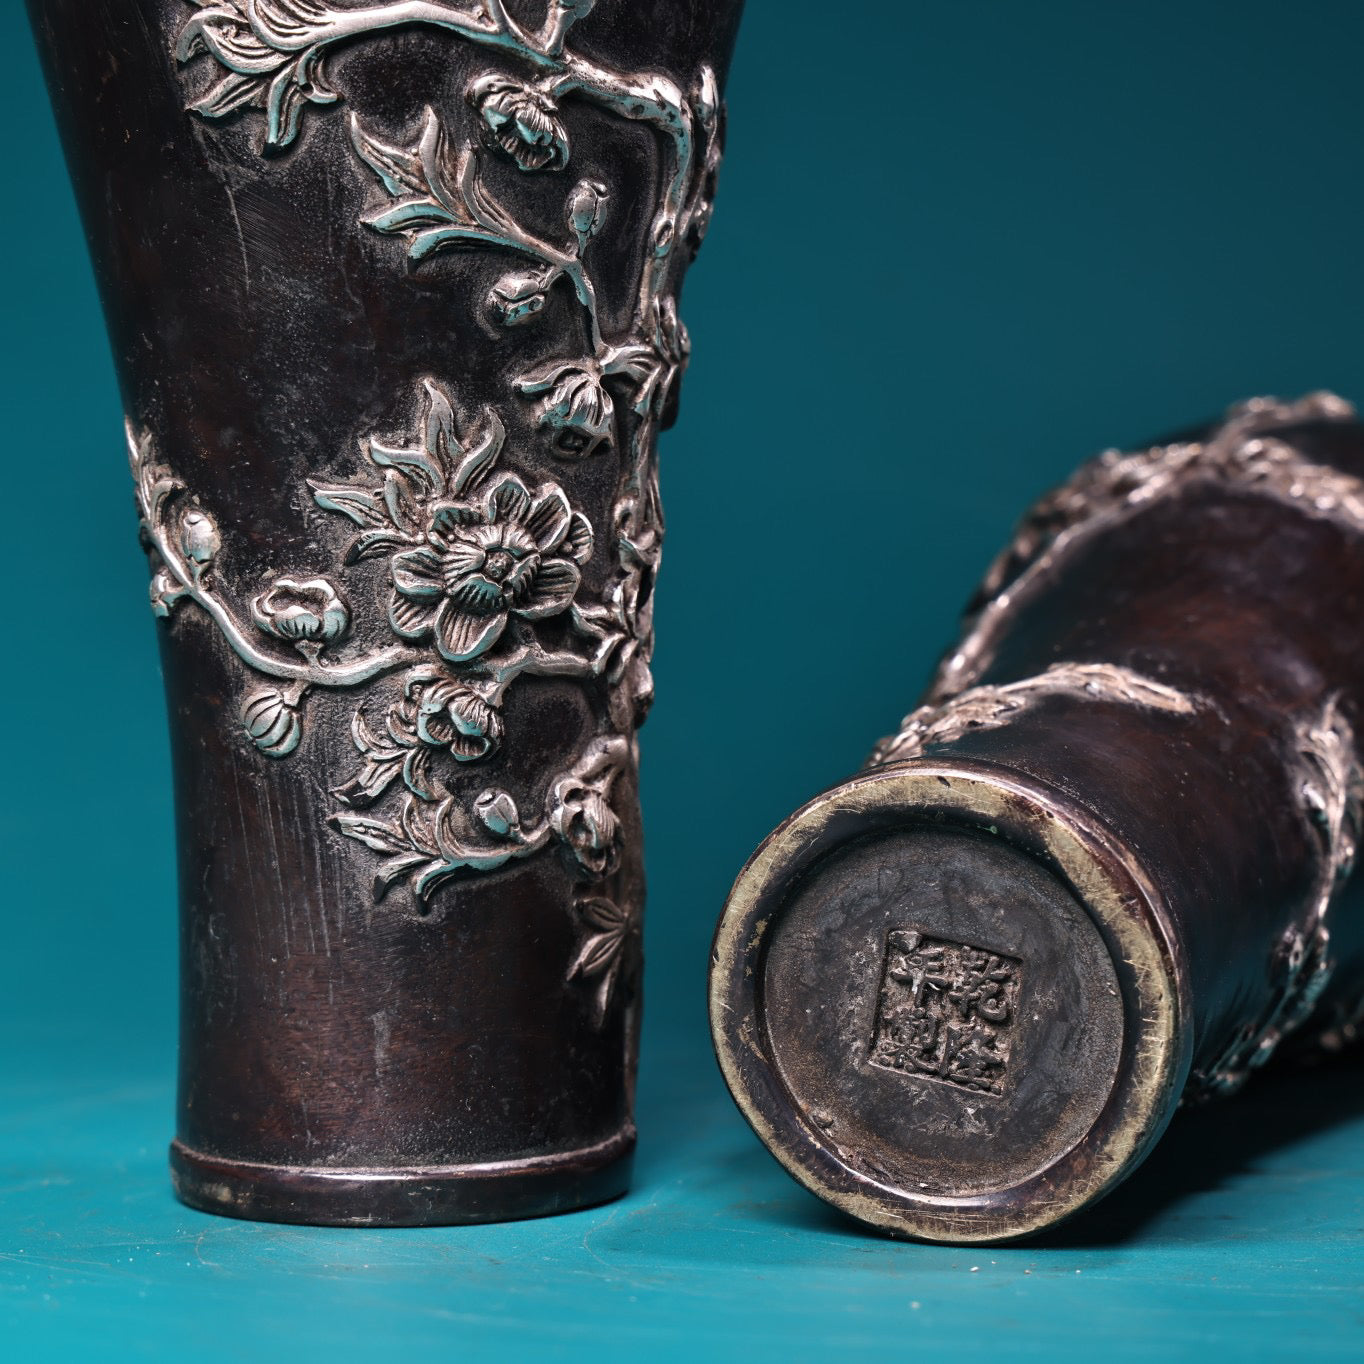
left=567, top=179, right=609, bottom=241
left=179, top=507, right=220, bottom=565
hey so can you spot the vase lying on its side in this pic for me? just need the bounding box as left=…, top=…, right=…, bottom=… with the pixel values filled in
left=29, top=0, right=743, bottom=1226
left=712, top=394, right=1364, bottom=1243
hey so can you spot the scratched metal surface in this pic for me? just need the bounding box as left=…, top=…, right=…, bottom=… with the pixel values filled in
left=8, top=0, right=1364, bottom=1356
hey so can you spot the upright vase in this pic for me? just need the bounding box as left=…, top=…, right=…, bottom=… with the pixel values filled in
left=29, top=0, right=743, bottom=1225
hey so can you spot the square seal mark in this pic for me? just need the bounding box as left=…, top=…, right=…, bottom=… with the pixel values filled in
left=867, top=928, right=1023, bottom=1096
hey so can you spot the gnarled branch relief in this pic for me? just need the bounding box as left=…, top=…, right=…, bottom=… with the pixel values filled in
left=869, top=662, right=1200, bottom=768
left=132, top=0, right=725, bottom=1021
left=932, top=393, right=1362, bottom=703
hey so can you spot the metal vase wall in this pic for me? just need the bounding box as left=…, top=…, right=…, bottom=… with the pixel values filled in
left=28, top=0, right=744, bottom=1226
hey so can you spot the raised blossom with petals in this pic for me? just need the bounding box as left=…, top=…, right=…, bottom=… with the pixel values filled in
left=388, top=473, right=594, bottom=664
left=516, top=362, right=613, bottom=459
left=467, top=75, right=570, bottom=173
left=252, top=576, right=350, bottom=645
left=166, top=6, right=719, bottom=919
left=395, top=673, right=505, bottom=762
left=333, top=669, right=506, bottom=810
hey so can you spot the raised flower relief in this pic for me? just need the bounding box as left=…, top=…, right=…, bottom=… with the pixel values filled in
left=310, top=376, right=589, bottom=607
left=349, top=114, right=608, bottom=356
left=467, top=75, right=570, bottom=172
left=516, top=361, right=614, bottom=459
left=549, top=767, right=622, bottom=880
left=252, top=576, right=350, bottom=646
left=167, top=0, right=730, bottom=933
left=335, top=667, right=505, bottom=809
left=387, top=473, right=592, bottom=663
left=405, top=674, right=504, bottom=761
left=327, top=735, right=629, bottom=911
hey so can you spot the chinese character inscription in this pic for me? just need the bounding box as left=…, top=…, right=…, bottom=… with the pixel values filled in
left=868, top=929, right=1023, bottom=1096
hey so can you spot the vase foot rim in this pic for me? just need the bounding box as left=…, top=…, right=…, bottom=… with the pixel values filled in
left=170, top=1124, right=635, bottom=1227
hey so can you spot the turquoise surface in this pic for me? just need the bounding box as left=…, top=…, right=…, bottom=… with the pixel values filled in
left=5, top=1, right=1364, bottom=1357
left=5, top=1035, right=1363, bottom=1360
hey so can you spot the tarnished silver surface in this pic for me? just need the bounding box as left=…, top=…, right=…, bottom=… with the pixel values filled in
left=32, top=0, right=743, bottom=1225
left=877, top=394, right=1364, bottom=1094
left=871, top=665, right=1363, bottom=1094
left=886, top=398, right=1364, bottom=1096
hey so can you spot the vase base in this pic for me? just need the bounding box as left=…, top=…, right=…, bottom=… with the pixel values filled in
left=710, top=760, right=1187, bottom=1243
left=169, top=1125, right=635, bottom=1227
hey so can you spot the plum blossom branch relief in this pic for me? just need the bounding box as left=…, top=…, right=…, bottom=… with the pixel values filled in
left=127, top=0, right=724, bottom=1020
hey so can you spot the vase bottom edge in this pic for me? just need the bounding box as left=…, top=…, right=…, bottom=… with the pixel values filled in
left=169, top=1125, right=635, bottom=1227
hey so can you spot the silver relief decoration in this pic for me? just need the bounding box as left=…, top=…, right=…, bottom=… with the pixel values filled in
left=869, top=662, right=1200, bottom=769
left=873, top=670, right=1364, bottom=1090
left=902, top=391, right=1364, bottom=1078
left=1191, top=697, right=1364, bottom=1097
left=134, top=0, right=725, bottom=999
left=932, top=393, right=1361, bottom=702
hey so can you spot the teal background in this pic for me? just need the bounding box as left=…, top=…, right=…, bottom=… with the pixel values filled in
left=5, top=1, right=1364, bottom=1358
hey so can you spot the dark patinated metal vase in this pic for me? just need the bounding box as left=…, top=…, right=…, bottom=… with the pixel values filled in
left=30, top=0, right=742, bottom=1225
left=711, top=395, right=1364, bottom=1243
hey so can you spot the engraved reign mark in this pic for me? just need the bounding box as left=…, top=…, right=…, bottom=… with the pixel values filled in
left=868, top=929, right=1023, bottom=1097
